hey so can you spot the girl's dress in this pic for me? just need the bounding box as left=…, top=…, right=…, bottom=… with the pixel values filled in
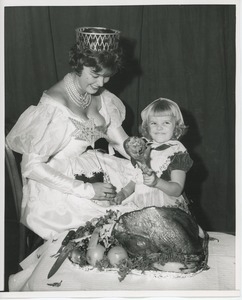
left=6, top=89, right=135, bottom=240
left=131, top=140, right=193, bottom=213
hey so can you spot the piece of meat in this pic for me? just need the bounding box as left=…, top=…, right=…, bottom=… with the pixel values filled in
left=113, top=206, right=209, bottom=273
left=123, top=137, right=152, bottom=175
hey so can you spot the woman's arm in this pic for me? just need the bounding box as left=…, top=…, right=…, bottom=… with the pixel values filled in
left=143, top=169, right=186, bottom=197
left=107, top=126, right=130, bottom=159
left=21, top=153, right=96, bottom=198
left=22, top=154, right=117, bottom=201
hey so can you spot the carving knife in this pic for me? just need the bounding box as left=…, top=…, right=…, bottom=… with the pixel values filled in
left=51, top=230, right=76, bottom=257
left=48, top=241, right=76, bottom=279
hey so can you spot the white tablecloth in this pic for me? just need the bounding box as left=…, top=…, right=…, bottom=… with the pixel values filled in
left=8, top=231, right=236, bottom=293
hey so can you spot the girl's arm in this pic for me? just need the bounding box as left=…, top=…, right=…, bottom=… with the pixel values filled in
left=112, top=180, right=135, bottom=204
left=143, top=169, right=186, bottom=197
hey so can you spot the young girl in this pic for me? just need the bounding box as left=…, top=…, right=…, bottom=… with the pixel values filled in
left=115, top=98, right=193, bottom=213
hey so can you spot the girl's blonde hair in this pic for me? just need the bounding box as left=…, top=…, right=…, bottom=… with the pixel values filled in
left=139, top=98, right=188, bottom=140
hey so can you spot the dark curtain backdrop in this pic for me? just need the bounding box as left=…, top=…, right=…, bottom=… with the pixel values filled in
left=5, top=5, right=235, bottom=233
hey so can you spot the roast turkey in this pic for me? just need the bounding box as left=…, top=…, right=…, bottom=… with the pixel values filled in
left=71, top=207, right=209, bottom=275
left=113, top=206, right=209, bottom=274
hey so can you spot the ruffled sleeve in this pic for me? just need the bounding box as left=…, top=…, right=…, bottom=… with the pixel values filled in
left=100, top=89, right=126, bottom=129
left=6, top=98, right=72, bottom=157
left=169, top=152, right=193, bottom=172
left=99, top=89, right=129, bottom=158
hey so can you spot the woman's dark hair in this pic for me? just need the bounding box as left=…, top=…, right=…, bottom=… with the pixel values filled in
left=69, top=43, right=123, bottom=77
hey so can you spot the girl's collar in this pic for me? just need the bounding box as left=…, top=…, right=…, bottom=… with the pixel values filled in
left=148, top=139, right=179, bottom=148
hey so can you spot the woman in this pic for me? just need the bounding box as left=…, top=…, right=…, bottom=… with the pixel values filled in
left=6, top=27, right=135, bottom=240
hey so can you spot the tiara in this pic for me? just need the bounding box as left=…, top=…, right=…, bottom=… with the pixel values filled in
left=75, top=27, right=120, bottom=52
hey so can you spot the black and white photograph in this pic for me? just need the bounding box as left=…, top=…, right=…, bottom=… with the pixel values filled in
left=1, top=0, right=241, bottom=298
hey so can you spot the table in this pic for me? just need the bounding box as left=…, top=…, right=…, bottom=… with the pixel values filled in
left=8, top=231, right=237, bottom=294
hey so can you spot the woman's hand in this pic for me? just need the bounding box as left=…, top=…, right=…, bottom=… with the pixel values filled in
left=143, top=172, right=158, bottom=187
left=91, top=182, right=117, bottom=201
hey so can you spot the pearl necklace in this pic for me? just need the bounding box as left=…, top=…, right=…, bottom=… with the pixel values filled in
left=64, top=73, right=91, bottom=109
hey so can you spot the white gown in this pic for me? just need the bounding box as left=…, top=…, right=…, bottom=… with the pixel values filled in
left=6, top=89, right=135, bottom=240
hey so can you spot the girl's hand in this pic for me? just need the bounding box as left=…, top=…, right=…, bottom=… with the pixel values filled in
left=91, top=183, right=117, bottom=201
left=111, top=190, right=127, bottom=205
left=143, top=172, right=158, bottom=187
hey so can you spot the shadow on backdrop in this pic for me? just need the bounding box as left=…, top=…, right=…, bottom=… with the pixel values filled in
left=181, top=108, right=210, bottom=230
left=97, top=37, right=142, bottom=151
left=106, top=36, right=142, bottom=96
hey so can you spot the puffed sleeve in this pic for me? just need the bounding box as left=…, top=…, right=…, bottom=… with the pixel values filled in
left=169, top=152, right=193, bottom=172
left=6, top=102, right=71, bottom=156
left=100, top=89, right=129, bottom=158
left=6, top=98, right=95, bottom=199
left=100, top=89, right=126, bottom=129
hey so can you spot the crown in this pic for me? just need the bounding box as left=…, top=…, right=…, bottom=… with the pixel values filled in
left=75, top=27, right=120, bottom=52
